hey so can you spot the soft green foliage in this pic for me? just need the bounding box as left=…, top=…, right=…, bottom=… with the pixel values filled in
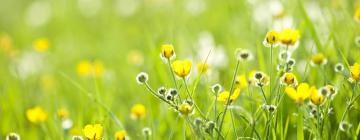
left=0, top=0, right=360, bottom=139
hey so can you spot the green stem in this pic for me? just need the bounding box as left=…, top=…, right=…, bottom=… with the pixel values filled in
left=297, top=105, right=304, bottom=140
left=167, top=58, right=178, bottom=89
left=260, top=87, right=268, bottom=104
left=218, top=60, right=240, bottom=137
left=269, top=45, right=273, bottom=102
left=182, top=78, right=207, bottom=120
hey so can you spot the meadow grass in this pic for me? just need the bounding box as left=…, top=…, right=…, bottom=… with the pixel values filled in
left=0, top=0, right=360, bottom=139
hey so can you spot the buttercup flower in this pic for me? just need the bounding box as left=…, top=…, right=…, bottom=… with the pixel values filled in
left=280, top=73, right=298, bottom=87
left=136, top=72, right=148, bottom=84
left=339, top=121, right=352, bottom=132
left=349, top=63, right=360, bottom=83
left=211, top=84, right=222, bottom=93
left=197, top=63, right=209, bottom=74
left=278, top=50, right=291, bottom=61
left=263, top=30, right=280, bottom=47
left=160, top=44, right=175, bottom=60
left=131, top=103, right=146, bottom=120
left=82, top=124, right=103, bottom=140
left=354, top=6, right=360, bottom=22
left=57, top=108, right=69, bottom=120
left=279, top=28, right=300, bottom=46
left=33, top=38, right=49, bottom=53
left=250, top=71, right=270, bottom=87
left=6, top=132, right=20, bottom=140
left=217, top=88, right=241, bottom=103
left=235, top=48, right=253, bottom=61
left=285, top=83, right=316, bottom=104
left=26, top=106, right=48, bottom=124
left=235, top=74, right=248, bottom=89
left=178, top=101, right=194, bottom=116
left=171, top=60, right=192, bottom=78
left=310, top=90, right=325, bottom=106
left=142, top=127, right=152, bottom=136
left=76, top=60, right=104, bottom=77
left=334, top=63, right=344, bottom=72
left=114, top=130, right=127, bottom=140
left=311, top=53, right=327, bottom=66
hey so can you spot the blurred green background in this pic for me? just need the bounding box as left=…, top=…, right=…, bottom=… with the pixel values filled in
left=1, top=0, right=360, bottom=139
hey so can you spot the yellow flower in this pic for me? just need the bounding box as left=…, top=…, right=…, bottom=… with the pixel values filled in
left=279, top=28, right=300, bottom=46
left=280, top=73, right=298, bottom=87
left=349, top=63, right=360, bottom=82
left=311, top=53, right=327, bottom=66
left=57, top=108, right=69, bottom=120
left=310, top=91, right=325, bottom=106
left=217, top=88, right=241, bottom=103
left=83, top=124, right=103, bottom=140
left=178, top=102, right=193, bottom=116
left=127, top=50, right=144, bottom=66
left=33, top=38, right=49, bottom=53
left=354, top=6, right=360, bottom=22
left=26, top=106, right=48, bottom=124
left=115, top=130, right=127, bottom=140
left=264, top=31, right=280, bottom=47
left=160, top=44, right=175, bottom=60
left=235, top=74, right=248, bottom=89
left=197, top=63, right=209, bottom=74
left=76, top=60, right=104, bottom=77
left=131, top=104, right=146, bottom=120
left=285, top=83, right=316, bottom=104
left=171, top=60, right=192, bottom=78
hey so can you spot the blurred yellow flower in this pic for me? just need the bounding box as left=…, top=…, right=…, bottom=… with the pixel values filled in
left=285, top=83, right=316, bottom=104
left=127, top=50, right=144, bottom=66
left=217, top=88, right=241, bottom=103
left=279, top=28, right=300, bottom=46
left=160, top=44, right=175, bottom=60
left=76, top=60, right=104, bottom=77
left=197, top=63, right=209, bottom=74
left=354, top=6, right=360, bottom=22
left=349, top=63, right=360, bottom=82
left=171, top=60, right=192, bottom=78
left=26, top=106, right=48, bottom=124
left=131, top=104, right=146, bottom=120
left=280, top=73, right=298, bottom=87
left=311, top=53, right=327, bottom=66
left=83, top=124, right=103, bottom=140
left=0, top=33, right=17, bottom=57
left=310, top=91, right=325, bottom=106
left=178, top=102, right=193, bottom=116
left=235, top=74, right=248, bottom=89
left=57, top=108, right=69, bottom=120
left=115, top=130, right=127, bottom=140
left=41, top=74, right=56, bottom=92
left=264, top=31, right=279, bottom=47
left=33, top=38, right=49, bottom=53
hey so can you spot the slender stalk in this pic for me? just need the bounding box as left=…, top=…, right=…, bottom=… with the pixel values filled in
left=167, top=58, right=178, bottom=89
left=60, top=72, right=125, bottom=129
left=230, top=109, right=239, bottom=138
left=297, top=105, right=304, bottom=140
left=182, top=78, right=207, bottom=120
left=260, top=87, right=268, bottom=104
left=316, top=105, right=321, bottom=139
left=335, top=84, right=360, bottom=139
left=218, top=60, right=240, bottom=137
left=269, top=45, right=273, bottom=102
